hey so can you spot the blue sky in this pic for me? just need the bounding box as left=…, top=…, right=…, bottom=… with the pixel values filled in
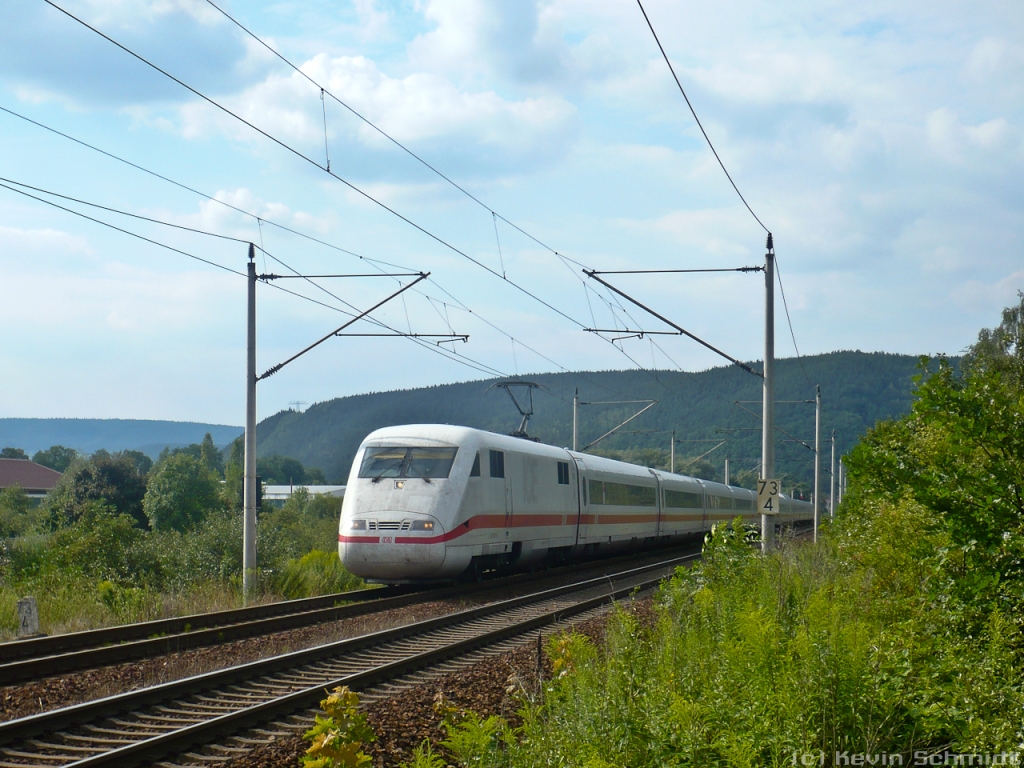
left=1, top=0, right=1021, bottom=424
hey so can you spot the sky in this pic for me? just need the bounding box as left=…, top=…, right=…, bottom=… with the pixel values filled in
left=1, top=0, right=1021, bottom=426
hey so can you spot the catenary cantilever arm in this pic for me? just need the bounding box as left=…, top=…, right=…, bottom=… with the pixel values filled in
left=258, top=273, right=428, bottom=380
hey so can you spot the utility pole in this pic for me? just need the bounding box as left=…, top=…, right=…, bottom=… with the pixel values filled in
left=572, top=389, right=579, bottom=452
left=813, top=385, right=821, bottom=543
left=838, top=458, right=845, bottom=507
left=830, top=430, right=836, bottom=519
left=670, top=429, right=675, bottom=473
left=243, top=244, right=258, bottom=601
left=724, top=457, right=730, bottom=486
left=761, top=234, right=775, bottom=551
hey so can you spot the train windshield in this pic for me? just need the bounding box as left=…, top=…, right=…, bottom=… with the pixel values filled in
left=359, top=446, right=459, bottom=479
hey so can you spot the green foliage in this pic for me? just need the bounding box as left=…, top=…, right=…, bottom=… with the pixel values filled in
left=963, top=291, right=1024, bottom=382
left=43, top=501, right=160, bottom=584
left=116, top=449, right=153, bottom=476
left=0, top=485, right=35, bottom=538
left=441, top=712, right=508, bottom=766
left=447, top=519, right=1019, bottom=767
left=147, top=508, right=243, bottom=590
left=223, top=436, right=243, bottom=512
left=47, top=451, right=149, bottom=528
left=846, top=298, right=1024, bottom=624
left=401, top=740, right=446, bottom=768
left=302, top=686, right=375, bottom=768
left=0, top=447, right=28, bottom=459
left=275, top=550, right=362, bottom=599
left=0, top=471, right=352, bottom=637
left=31, top=445, right=78, bottom=472
left=144, top=453, right=221, bottom=532
left=305, top=467, right=327, bottom=484
left=257, top=453, right=311, bottom=485
left=158, top=432, right=224, bottom=477
left=257, top=490, right=341, bottom=570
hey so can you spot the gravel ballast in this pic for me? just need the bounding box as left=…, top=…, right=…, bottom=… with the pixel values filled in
left=218, top=598, right=653, bottom=768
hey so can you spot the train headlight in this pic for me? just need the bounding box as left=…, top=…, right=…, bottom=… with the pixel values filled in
left=349, top=519, right=367, bottom=531
left=411, top=520, right=434, bottom=531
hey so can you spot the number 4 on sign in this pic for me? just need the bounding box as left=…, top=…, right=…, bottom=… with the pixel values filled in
left=757, top=478, right=780, bottom=516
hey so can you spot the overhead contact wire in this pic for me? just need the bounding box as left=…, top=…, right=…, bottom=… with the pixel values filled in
left=635, top=0, right=769, bottom=235
left=42, top=0, right=586, bottom=332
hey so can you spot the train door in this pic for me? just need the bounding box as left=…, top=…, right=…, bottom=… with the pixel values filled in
left=504, top=479, right=513, bottom=527
left=570, top=456, right=588, bottom=545
left=698, top=479, right=709, bottom=534
left=648, top=469, right=664, bottom=538
left=489, top=448, right=512, bottom=528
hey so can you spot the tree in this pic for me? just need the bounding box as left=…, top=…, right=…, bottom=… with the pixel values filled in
left=0, top=447, right=27, bottom=459
left=846, top=298, right=1024, bottom=611
left=198, top=432, right=224, bottom=476
left=963, top=291, right=1024, bottom=383
left=117, top=449, right=153, bottom=476
left=223, top=436, right=244, bottom=511
left=156, top=433, right=224, bottom=478
left=47, top=452, right=149, bottom=528
left=0, top=485, right=32, bottom=537
left=144, top=453, right=221, bottom=532
left=257, top=454, right=307, bottom=485
left=32, top=445, right=78, bottom=473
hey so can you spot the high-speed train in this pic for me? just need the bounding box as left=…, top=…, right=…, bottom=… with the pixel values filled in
left=338, top=425, right=813, bottom=583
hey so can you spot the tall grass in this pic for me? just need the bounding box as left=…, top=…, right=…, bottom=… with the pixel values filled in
left=414, top=511, right=1022, bottom=768
left=0, top=498, right=362, bottom=640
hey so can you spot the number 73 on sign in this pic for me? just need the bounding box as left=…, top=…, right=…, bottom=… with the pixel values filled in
left=757, top=478, right=781, bottom=515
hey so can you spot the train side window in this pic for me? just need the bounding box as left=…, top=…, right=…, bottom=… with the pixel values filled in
left=489, top=450, right=505, bottom=478
left=470, top=452, right=480, bottom=477
left=557, top=461, right=570, bottom=485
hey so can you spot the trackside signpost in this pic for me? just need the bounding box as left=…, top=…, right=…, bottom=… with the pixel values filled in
left=757, top=478, right=780, bottom=516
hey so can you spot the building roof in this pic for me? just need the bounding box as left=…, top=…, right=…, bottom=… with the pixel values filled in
left=0, top=459, right=62, bottom=493
left=264, top=485, right=345, bottom=501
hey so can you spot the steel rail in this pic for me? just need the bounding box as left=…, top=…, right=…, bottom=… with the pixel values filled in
left=0, top=554, right=693, bottom=767
left=0, top=586, right=405, bottom=663
left=0, top=545, right=696, bottom=685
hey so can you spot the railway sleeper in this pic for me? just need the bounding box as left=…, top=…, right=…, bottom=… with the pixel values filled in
left=27, top=740, right=104, bottom=755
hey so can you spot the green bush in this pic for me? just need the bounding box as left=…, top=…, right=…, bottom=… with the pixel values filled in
left=275, top=550, right=362, bottom=599
left=144, top=453, right=221, bottom=532
left=457, top=516, right=1022, bottom=767
left=46, top=451, right=149, bottom=528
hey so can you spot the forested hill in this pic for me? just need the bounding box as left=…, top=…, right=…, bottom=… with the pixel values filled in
left=257, top=351, right=935, bottom=486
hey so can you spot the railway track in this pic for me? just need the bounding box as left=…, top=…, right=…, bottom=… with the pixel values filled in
left=0, top=544, right=699, bottom=686
left=0, top=553, right=694, bottom=768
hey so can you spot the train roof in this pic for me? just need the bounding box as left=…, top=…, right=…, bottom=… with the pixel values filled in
left=359, top=424, right=804, bottom=503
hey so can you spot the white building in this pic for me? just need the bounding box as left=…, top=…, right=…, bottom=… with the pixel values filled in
left=262, top=484, right=345, bottom=507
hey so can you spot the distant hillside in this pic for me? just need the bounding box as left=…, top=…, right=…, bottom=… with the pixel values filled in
left=0, top=419, right=242, bottom=458
left=256, top=351, right=934, bottom=486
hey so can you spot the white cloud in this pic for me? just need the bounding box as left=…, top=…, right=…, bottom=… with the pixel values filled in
left=686, top=48, right=848, bottom=106
left=964, top=36, right=1024, bottom=80
left=179, top=52, right=578, bottom=175
left=352, top=0, right=390, bottom=39
left=926, top=108, right=1019, bottom=166
left=149, top=188, right=326, bottom=241
left=0, top=225, right=93, bottom=258
left=0, top=0, right=275, bottom=108
left=955, top=268, right=1024, bottom=313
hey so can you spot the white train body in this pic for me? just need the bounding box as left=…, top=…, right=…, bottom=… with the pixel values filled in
left=338, top=424, right=812, bottom=582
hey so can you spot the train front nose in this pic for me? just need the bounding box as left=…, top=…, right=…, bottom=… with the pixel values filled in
left=339, top=513, right=447, bottom=581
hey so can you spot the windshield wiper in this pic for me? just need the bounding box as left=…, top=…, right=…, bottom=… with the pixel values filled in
left=406, top=462, right=432, bottom=484
left=370, top=461, right=403, bottom=483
